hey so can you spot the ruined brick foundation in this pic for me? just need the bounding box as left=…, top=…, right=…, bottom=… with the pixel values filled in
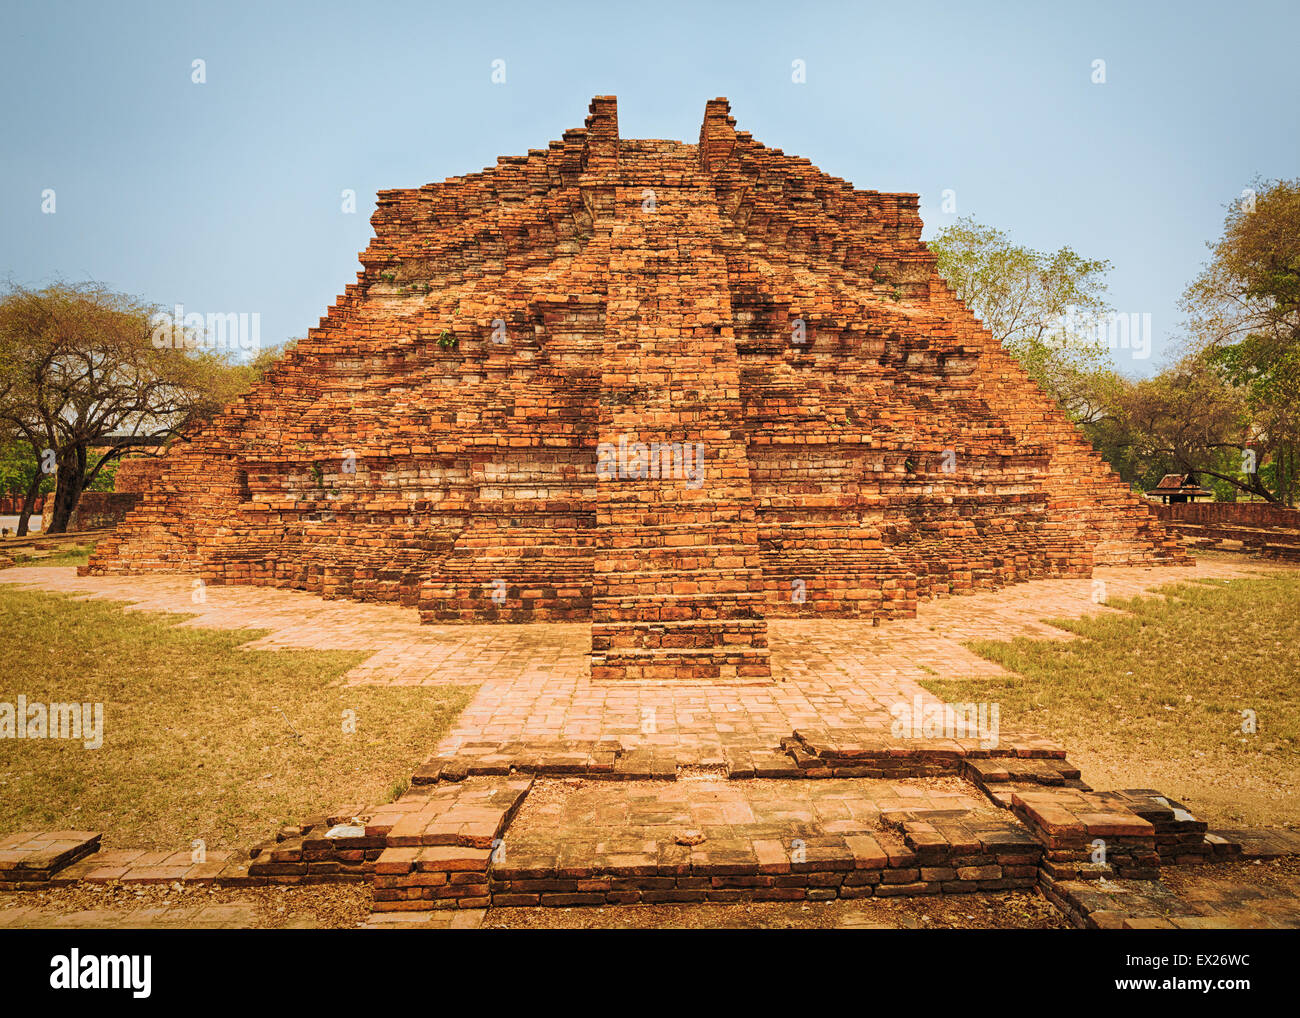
left=85, top=96, right=1188, bottom=679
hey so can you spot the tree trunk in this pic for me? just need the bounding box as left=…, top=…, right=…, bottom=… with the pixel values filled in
left=46, top=446, right=87, bottom=535
left=15, top=472, right=41, bottom=537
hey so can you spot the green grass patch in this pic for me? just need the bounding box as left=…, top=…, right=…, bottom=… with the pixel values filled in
left=920, top=575, right=1300, bottom=827
left=0, top=587, right=475, bottom=848
left=4, top=543, right=96, bottom=567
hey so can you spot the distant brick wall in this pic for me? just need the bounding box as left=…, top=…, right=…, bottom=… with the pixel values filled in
left=1154, top=502, right=1300, bottom=528
left=1154, top=500, right=1300, bottom=562
left=113, top=457, right=165, bottom=494
left=0, top=496, right=43, bottom=514
left=42, top=492, right=142, bottom=532
left=72, top=492, right=142, bottom=531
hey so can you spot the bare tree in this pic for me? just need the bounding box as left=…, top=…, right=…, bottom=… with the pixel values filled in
left=0, top=282, right=257, bottom=533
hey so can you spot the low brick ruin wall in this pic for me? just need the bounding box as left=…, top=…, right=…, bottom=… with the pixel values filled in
left=29, top=457, right=160, bottom=533
left=7, top=751, right=1297, bottom=929
left=75, top=493, right=143, bottom=530
left=1155, top=502, right=1300, bottom=528
left=0, top=496, right=44, bottom=515
left=42, top=492, right=142, bottom=533
left=1153, top=501, right=1300, bottom=561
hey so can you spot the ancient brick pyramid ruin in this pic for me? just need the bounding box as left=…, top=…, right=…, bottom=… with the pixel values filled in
left=86, top=96, right=1188, bottom=680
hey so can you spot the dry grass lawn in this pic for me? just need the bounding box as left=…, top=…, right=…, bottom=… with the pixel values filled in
left=0, top=587, right=474, bottom=849
left=921, top=575, right=1300, bottom=829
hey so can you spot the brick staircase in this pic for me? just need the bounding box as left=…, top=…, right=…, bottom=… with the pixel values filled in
left=586, top=132, right=771, bottom=681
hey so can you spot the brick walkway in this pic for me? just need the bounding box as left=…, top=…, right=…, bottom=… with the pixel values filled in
left=3, top=554, right=1297, bottom=929
left=1, top=556, right=1283, bottom=770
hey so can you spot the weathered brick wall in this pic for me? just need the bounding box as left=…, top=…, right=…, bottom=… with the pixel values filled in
left=113, top=457, right=165, bottom=494
left=1154, top=501, right=1300, bottom=528
left=0, top=496, right=43, bottom=514
left=1153, top=500, right=1300, bottom=561
left=83, top=95, right=1187, bottom=678
left=67, top=492, right=141, bottom=531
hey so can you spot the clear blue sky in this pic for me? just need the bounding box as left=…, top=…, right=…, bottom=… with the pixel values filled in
left=2, top=0, right=1296, bottom=374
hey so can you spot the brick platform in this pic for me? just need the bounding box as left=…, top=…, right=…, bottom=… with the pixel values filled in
left=481, top=777, right=1041, bottom=908
left=9, top=775, right=1295, bottom=927
left=4, top=560, right=1296, bottom=926
left=83, top=94, right=1186, bottom=680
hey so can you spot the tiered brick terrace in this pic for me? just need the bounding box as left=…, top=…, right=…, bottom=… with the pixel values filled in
left=13, top=96, right=1289, bottom=928
left=84, top=95, right=1185, bottom=681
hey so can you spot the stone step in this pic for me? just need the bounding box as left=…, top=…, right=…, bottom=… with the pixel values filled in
left=590, top=647, right=773, bottom=682
left=1207, top=827, right=1300, bottom=859
left=0, top=832, right=102, bottom=889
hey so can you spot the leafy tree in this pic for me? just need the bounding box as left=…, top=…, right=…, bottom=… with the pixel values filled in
left=1180, top=178, right=1300, bottom=504
left=928, top=217, right=1115, bottom=421
left=1108, top=356, right=1267, bottom=500
left=248, top=337, right=298, bottom=379
left=0, top=436, right=54, bottom=535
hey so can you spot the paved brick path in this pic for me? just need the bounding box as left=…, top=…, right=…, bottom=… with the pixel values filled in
left=0, top=566, right=585, bottom=685
left=1, top=557, right=1282, bottom=768
left=2, top=555, right=1294, bottom=929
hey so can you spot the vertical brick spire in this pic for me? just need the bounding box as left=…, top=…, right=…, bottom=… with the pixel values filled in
left=698, top=96, right=736, bottom=173
left=582, top=95, right=619, bottom=168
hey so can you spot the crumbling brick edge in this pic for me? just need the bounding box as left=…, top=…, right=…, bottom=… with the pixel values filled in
left=6, top=752, right=1293, bottom=928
